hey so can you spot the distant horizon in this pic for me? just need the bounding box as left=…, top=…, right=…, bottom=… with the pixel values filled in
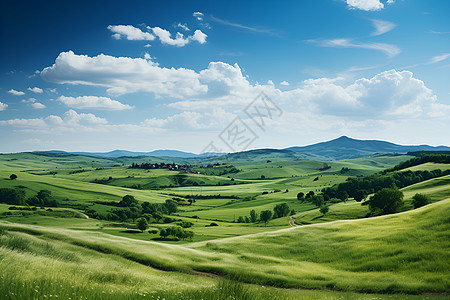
left=2, top=135, right=450, bottom=155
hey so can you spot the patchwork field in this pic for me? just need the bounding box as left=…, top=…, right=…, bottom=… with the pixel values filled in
left=0, top=152, right=449, bottom=299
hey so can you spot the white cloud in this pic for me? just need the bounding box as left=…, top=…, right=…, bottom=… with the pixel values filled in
left=63, top=109, right=107, bottom=125
left=108, top=24, right=206, bottom=47
left=58, top=95, right=133, bottom=110
left=142, top=109, right=235, bottom=130
left=8, top=89, right=25, bottom=96
left=40, top=51, right=449, bottom=124
left=430, top=53, right=450, bottom=64
left=150, top=27, right=207, bottom=46
left=150, top=27, right=190, bottom=47
left=0, top=102, right=8, bottom=111
left=280, top=81, right=290, bottom=86
left=307, top=38, right=400, bottom=58
left=41, top=51, right=206, bottom=97
left=346, top=0, right=384, bottom=11
left=176, top=23, right=190, bottom=31
left=107, top=25, right=155, bottom=40
left=31, top=102, right=46, bottom=109
left=191, top=29, right=207, bottom=44
left=28, top=87, right=43, bottom=93
left=193, top=12, right=204, bottom=21
left=0, top=110, right=107, bottom=129
left=370, top=19, right=396, bottom=36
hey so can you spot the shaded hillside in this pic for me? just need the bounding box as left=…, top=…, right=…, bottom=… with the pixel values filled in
left=287, top=136, right=450, bottom=160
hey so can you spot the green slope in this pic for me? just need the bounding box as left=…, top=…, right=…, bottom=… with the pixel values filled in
left=2, top=197, right=448, bottom=294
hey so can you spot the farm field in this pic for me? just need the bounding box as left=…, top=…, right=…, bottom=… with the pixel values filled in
left=0, top=152, right=449, bottom=299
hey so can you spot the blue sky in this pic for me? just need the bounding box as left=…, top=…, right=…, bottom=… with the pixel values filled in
left=0, top=0, right=449, bottom=153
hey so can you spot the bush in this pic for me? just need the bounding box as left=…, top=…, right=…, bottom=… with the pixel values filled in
left=273, top=203, right=290, bottom=218
left=319, top=205, right=329, bottom=215
left=136, top=217, right=148, bottom=232
left=209, top=222, right=219, bottom=226
left=411, top=193, right=430, bottom=209
left=148, top=229, right=159, bottom=234
left=363, top=186, right=404, bottom=215
left=177, top=221, right=193, bottom=228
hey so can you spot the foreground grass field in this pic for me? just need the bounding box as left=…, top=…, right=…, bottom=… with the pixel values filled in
left=1, top=152, right=449, bottom=298
left=1, top=198, right=448, bottom=297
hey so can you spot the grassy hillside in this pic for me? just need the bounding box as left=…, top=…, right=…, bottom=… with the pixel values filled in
left=1, top=198, right=448, bottom=297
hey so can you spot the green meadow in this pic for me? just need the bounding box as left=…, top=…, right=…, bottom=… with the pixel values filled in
left=0, top=152, right=449, bottom=299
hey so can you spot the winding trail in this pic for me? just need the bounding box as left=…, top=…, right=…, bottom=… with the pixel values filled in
left=68, top=209, right=89, bottom=219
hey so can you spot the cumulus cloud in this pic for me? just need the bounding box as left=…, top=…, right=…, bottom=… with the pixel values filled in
left=280, top=81, right=290, bottom=86
left=41, top=51, right=206, bottom=97
left=176, top=23, right=190, bottom=31
left=191, top=29, right=207, bottom=44
left=40, top=51, right=449, bottom=123
left=8, top=89, right=25, bottom=96
left=370, top=19, right=396, bottom=36
left=142, top=109, right=235, bottom=130
left=28, top=87, right=44, bottom=93
left=346, top=0, right=384, bottom=11
left=193, top=12, right=204, bottom=21
left=150, top=27, right=207, bottom=46
left=307, top=38, right=400, bottom=58
left=31, top=102, right=46, bottom=109
left=107, top=25, right=155, bottom=40
left=58, top=95, right=133, bottom=110
left=0, top=102, right=8, bottom=111
left=108, top=24, right=207, bottom=47
left=0, top=110, right=107, bottom=129
left=151, top=27, right=191, bottom=47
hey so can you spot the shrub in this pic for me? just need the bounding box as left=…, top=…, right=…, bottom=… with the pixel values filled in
left=363, top=186, right=404, bottom=215
left=411, top=193, right=430, bottom=209
left=136, top=217, right=148, bottom=232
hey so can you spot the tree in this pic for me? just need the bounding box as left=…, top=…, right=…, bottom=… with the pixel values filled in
left=159, top=228, right=168, bottom=239
left=353, top=190, right=367, bottom=202
left=306, top=191, right=314, bottom=199
left=249, top=209, right=257, bottom=222
left=363, top=186, right=404, bottom=215
left=297, top=192, right=304, bottom=201
left=0, top=188, right=25, bottom=205
left=273, top=203, right=290, bottom=218
left=337, top=190, right=349, bottom=202
left=411, top=193, right=430, bottom=209
left=136, top=217, right=148, bottom=232
left=311, top=195, right=324, bottom=207
left=119, top=195, right=138, bottom=207
left=319, top=205, right=329, bottom=215
left=164, top=199, right=178, bottom=215
left=237, top=216, right=245, bottom=223
left=9, top=174, right=17, bottom=180
left=37, top=190, right=52, bottom=201
left=260, top=210, right=273, bottom=226
left=152, top=211, right=163, bottom=223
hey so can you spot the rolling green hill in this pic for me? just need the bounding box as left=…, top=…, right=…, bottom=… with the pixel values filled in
left=1, top=197, right=448, bottom=297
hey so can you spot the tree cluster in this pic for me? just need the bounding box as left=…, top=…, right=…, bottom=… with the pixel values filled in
left=159, top=226, right=194, bottom=240
left=0, top=188, right=58, bottom=207
left=322, top=169, right=449, bottom=202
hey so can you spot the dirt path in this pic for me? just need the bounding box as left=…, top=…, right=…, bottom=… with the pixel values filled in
left=69, top=209, right=89, bottom=219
